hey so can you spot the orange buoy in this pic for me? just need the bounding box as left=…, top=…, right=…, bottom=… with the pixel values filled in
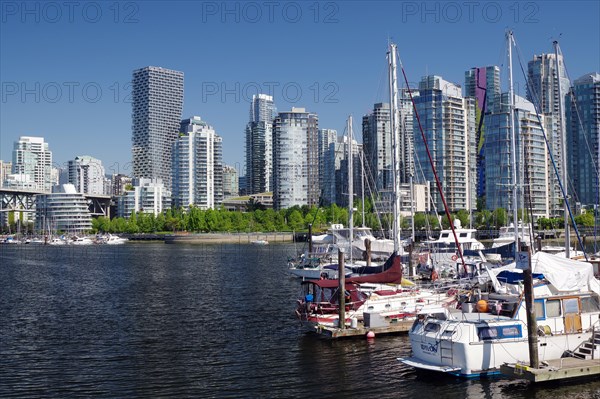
left=476, top=300, right=488, bottom=313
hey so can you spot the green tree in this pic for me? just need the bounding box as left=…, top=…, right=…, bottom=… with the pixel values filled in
left=492, top=208, right=507, bottom=229
left=126, top=212, right=139, bottom=233
left=575, top=212, right=594, bottom=227
left=287, top=209, right=305, bottom=231
left=456, top=209, right=470, bottom=228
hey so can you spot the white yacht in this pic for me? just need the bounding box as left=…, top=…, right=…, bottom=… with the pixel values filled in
left=420, top=219, right=485, bottom=270
left=399, top=252, right=600, bottom=377
left=492, top=221, right=532, bottom=248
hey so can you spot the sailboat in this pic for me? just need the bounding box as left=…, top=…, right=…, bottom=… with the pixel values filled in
left=295, top=43, right=457, bottom=333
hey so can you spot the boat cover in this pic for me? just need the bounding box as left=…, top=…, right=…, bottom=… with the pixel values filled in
left=488, top=251, right=600, bottom=296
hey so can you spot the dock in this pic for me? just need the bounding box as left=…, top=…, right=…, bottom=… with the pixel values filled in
left=310, top=319, right=414, bottom=339
left=500, top=357, right=600, bottom=382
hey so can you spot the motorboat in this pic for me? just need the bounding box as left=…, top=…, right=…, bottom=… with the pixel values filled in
left=399, top=251, right=600, bottom=377
left=419, top=219, right=486, bottom=270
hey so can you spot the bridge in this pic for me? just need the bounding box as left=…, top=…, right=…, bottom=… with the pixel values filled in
left=0, top=188, right=112, bottom=218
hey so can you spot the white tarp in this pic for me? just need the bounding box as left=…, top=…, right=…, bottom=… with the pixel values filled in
left=488, top=251, right=600, bottom=296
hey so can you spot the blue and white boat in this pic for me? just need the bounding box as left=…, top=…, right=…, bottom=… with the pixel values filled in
left=398, top=251, right=600, bottom=377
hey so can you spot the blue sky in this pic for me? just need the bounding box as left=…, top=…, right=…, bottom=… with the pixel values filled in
left=1, top=0, right=599, bottom=176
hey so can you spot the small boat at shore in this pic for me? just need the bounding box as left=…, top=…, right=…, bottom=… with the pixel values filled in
left=97, top=234, right=128, bottom=245
left=250, top=239, right=268, bottom=246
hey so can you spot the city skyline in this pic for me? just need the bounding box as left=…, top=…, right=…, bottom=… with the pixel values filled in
left=1, top=1, right=599, bottom=172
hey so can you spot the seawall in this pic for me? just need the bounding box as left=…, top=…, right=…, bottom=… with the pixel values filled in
left=164, top=232, right=294, bottom=244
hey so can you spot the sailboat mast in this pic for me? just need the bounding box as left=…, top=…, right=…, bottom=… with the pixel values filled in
left=554, top=40, right=569, bottom=257
left=388, top=42, right=401, bottom=253
left=361, top=151, right=366, bottom=227
left=348, top=115, right=354, bottom=265
left=508, top=30, right=519, bottom=259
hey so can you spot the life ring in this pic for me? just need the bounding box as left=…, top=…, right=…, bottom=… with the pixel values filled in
left=451, top=255, right=458, bottom=261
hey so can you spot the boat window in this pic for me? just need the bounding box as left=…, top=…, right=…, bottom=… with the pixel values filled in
left=563, top=298, right=580, bottom=314
left=478, top=325, right=522, bottom=340
left=581, top=296, right=600, bottom=313
left=535, top=299, right=545, bottom=320
left=424, top=323, right=440, bottom=333
left=499, top=325, right=522, bottom=338
left=459, top=233, right=467, bottom=238
left=478, top=327, right=498, bottom=340
left=546, top=299, right=561, bottom=317
left=441, top=233, right=449, bottom=238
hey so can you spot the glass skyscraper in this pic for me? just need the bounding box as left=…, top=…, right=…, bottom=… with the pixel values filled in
left=132, top=66, right=184, bottom=191
left=465, top=66, right=501, bottom=199
left=527, top=53, right=570, bottom=217
left=245, top=94, right=275, bottom=195
left=362, top=102, right=392, bottom=191
left=484, top=94, right=549, bottom=219
left=567, top=73, right=600, bottom=206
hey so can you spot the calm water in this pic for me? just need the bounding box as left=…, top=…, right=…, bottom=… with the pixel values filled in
left=1, top=243, right=599, bottom=398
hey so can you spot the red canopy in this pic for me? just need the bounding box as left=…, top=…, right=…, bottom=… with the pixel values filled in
left=303, top=253, right=403, bottom=288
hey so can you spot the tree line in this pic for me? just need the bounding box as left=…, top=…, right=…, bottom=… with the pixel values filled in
left=88, top=201, right=598, bottom=235
left=3, top=200, right=596, bottom=235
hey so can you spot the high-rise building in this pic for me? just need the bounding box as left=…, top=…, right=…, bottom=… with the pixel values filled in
left=362, top=103, right=392, bottom=191
left=67, top=155, right=106, bottom=195
left=399, top=87, right=416, bottom=185
left=567, top=72, right=600, bottom=206
left=318, top=128, right=337, bottom=202
left=111, top=174, right=133, bottom=196
left=272, top=107, right=319, bottom=209
left=412, top=76, right=477, bottom=212
left=172, top=116, right=223, bottom=209
left=11, top=136, right=53, bottom=192
left=117, top=178, right=170, bottom=218
left=484, top=94, right=549, bottom=219
left=249, top=93, right=275, bottom=123
left=132, top=66, right=184, bottom=191
left=527, top=53, right=570, bottom=216
left=222, top=165, right=239, bottom=198
left=0, top=160, right=11, bottom=188
left=465, top=66, right=501, bottom=199
left=245, top=94, right=275, bottom=194
left=362, top=91, right=415, bottom=194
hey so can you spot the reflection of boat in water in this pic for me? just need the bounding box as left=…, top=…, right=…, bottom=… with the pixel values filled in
left=399, top=251, right=600, bottom=377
